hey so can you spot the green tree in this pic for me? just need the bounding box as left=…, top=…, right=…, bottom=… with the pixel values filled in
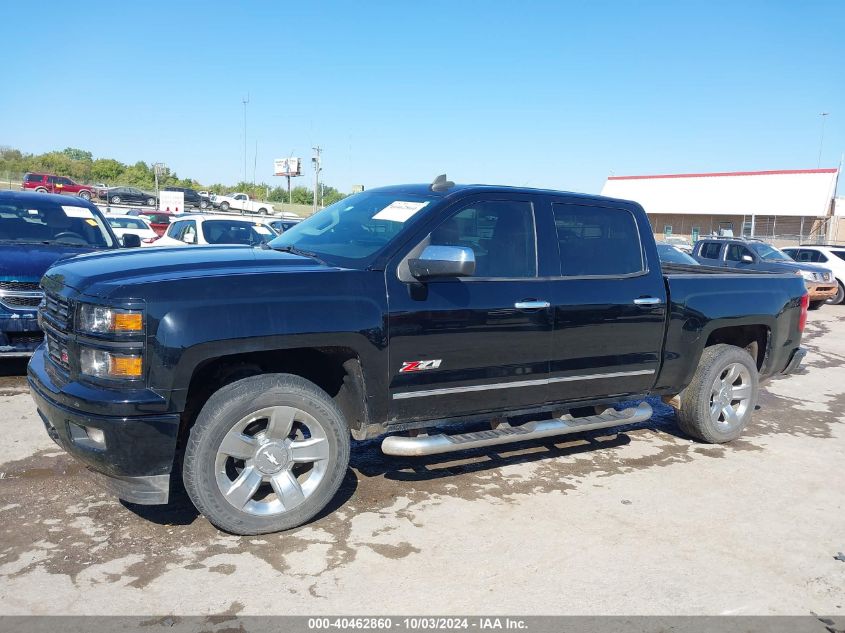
left=290, top=186, right=313, bottom=205
left=62, top=147, right=93, bottom=162
left=90, top=158, right=125, bottom=184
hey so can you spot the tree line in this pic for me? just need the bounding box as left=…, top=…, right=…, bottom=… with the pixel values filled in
left=0, top=146, right=347, bottom=206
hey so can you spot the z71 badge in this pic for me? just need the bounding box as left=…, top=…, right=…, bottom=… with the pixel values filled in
left=400, top=360, right=442, bottom=373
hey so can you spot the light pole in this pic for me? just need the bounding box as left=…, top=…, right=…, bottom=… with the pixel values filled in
left=818, top=112, right=830, bottom=168
left=242, top=94, right=250, bottom=184
left=312, top=146, right=322, bottom=215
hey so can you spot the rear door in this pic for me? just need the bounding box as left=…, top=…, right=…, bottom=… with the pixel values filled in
left=545, top=198, right=667, bottom=402
left=386, top=193, right=553, bottom=423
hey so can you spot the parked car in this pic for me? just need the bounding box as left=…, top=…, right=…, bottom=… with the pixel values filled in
left=28, top=179, right=809, bottom=535
left=106, top=215, right=159, bottom=245
left=103, top=187, right=157, bottom=207
left=268, top=218, right=301, bottom=234
left=21, top=173, right=95, bottom=200
left=150, top=214, right=277, bottom=247
left=138, top=211, right=175, bottom=236
left=0, top=191, right=137, bottom=357
left=162, top=187, right=210, bottom=210
left=782, top=245, right=845, bottom=305
left=211, top=192, right=275, bottom=215
left=693, top=236, right=836, bottom=309
left=656, top=241, right=699, bottom=265
left=663, top=236, right=693, bottom=253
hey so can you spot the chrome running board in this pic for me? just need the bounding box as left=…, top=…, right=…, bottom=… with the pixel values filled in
left=381, top=402, right=653, bottom=457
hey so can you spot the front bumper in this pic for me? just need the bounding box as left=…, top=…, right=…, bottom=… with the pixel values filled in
left=0, top=316, right=42, bottom=356
left=806, top=282, right=837, bottom=301
left=27, top=347, right=180, bottom=505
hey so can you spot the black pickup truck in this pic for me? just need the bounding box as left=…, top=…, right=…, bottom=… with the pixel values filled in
left=28, top=178, right=809, bottom=535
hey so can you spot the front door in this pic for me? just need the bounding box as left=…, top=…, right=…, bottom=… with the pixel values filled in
left=386, top=195, right=553, bottom=424
left=545, top=199, right=667, bottom=403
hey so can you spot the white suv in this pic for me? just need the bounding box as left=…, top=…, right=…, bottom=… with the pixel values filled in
left=782, top=245, right=845, bottom=305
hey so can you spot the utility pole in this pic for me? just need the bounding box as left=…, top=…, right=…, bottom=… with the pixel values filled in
left=312, top=146, right=322, bottom=214
left=818, top=112, right=829, bottom=168
left=242, top=94, right=250, bottom=184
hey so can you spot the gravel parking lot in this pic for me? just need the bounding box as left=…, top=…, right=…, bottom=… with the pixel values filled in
left=0, top=311, right=843, bottom=617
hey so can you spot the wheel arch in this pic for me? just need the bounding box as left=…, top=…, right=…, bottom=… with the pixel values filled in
left=178, top=345, right=373, bottom=449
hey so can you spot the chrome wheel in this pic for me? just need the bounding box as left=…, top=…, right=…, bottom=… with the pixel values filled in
left=709, top=362, right=752, bottom=430
left=214, top=406, right=330, bottom=517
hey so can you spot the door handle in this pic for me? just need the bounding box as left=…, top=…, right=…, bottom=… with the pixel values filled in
left=633, top=297, right=663, bottom=306
left=514, top=300, right=550, bottom=310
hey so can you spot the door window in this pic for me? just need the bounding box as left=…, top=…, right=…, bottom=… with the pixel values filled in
left=167, top=220, right=186, bottom=239
left=182, top=221, right=198, bottom=244
left=552, top=204, right=643, bottom=276
left=725, top=244, right=753, bottom=262
left=428, top=200, right=537, bottom=278
left=698, top=242, right=722, bottom=260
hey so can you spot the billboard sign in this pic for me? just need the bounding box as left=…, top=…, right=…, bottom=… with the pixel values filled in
left=274, top=157, right=301, bottom=177
left=159, top=190, right=184, bottom=214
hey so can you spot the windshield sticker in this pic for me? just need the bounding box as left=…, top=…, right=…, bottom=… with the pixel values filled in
left=27, top=209, right=39, bottom=215
left=372, top=201, right=429, bottom=223
left=62, top=205, right=94, bottom=219
left=85, top=219, right=98, bottom=227
left=253, top=225, right=272, bottom=235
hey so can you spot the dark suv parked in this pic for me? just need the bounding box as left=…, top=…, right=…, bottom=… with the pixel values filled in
left=163, top=187, right=209, bottom=209
left=692, top=236, right=836, bottom=309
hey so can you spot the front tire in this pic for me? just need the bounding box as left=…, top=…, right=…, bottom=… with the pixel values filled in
left=674, top=344, right=759, bottom=443
left=110, top=196, right=121, bottom=205
left=183, top=374, right=350, bottom=535
left=146, top=197, right=156, bottom=207
left=220, top=201, right=230, bottom=211
left=828, top=281, right=845, bottom=305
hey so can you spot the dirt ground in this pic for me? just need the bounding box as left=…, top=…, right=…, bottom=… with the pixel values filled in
left=0, top=311, right=843, bottom=616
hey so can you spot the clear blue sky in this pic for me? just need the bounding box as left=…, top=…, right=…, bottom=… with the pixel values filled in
left=3, top=0, right=843, bottom=194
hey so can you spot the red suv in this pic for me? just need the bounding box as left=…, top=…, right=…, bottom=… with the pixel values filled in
left=21, top=173, right=95, bottom=200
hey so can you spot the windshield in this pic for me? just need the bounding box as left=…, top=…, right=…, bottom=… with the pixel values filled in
left=108, top=217, right=149, bottom=230
left=268, top=191, right=435, bottom=267
left=749, top=242, right=791, bottom=261
left=0, top=200, right=114, bottom=248
left=201, top=219, right=275, bottom=245
left=657, top=242, right=698, bottom=265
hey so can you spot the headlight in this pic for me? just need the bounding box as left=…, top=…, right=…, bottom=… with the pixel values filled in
left=78, top=304, right=144, bottom=334
left=80, top=347, right=143, bottom=379
left=800, top=271, right=816, bottom=282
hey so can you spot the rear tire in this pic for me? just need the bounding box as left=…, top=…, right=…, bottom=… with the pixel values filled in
left=146, top=197, right=156, bottom=207
left=183, top=373, right=350, bottom=535
left=110, top=196, right=121, bottom=205
left=808, top=300, right=825, bottom=311
left=220, top=201, right=230, bottom=211
left=674, top=344, right=759, bottom=443
left=78, top=190, right=92, bottom=200
left=35, top=187, right=48, bottom=193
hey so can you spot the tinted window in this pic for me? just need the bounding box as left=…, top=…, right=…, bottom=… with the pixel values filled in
left=725, top=244, right=752, bottom=261
left=167, top=220, right=186, bottom=239
left=24, top=174, right=44, bottom=183
left=698, top=242, right=722, bottom=260
left=0, top=200, right=113, bottom=247
left=108, top=217, right=148, bottom=230
left=552, top=203, right=642, bottom=276
left=430, top=200, right=536, bottom=277
left=201, top=220, right=274, bottom=245
left=831, top=250, right=845, bottom=262
left=144, top=214, right=172, bottom=224
left=656, top=243, right=698, bottom=265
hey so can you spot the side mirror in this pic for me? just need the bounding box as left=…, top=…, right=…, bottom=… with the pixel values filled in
left=122, top=233, right=141, bottom=248
left=183, top=232, right=197, bottom=244
left=741, top=254, right=754, bottom=264
left=408, top=245, right=475, bottom=280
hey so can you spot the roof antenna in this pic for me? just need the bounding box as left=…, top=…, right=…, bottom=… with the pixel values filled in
left=431, top=174, right=455, bottom=192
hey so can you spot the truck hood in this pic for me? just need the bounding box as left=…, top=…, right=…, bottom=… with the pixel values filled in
left=0, top=243, right=102, bottom=283
left=41, top=245, right=336, bottom=298
left=764, top=260, right=831, bottom=274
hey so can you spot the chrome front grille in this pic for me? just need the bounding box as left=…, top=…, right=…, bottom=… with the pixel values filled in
left=44, top=330, right=69, bottom=370
left=0, top=282, right=44, bottom=311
